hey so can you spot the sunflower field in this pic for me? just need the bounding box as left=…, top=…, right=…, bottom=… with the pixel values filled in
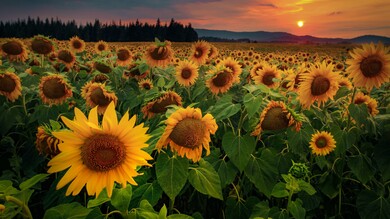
left=0, top=36, right=389, bottom=219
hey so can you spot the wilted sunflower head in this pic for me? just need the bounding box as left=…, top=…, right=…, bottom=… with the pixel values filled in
left=1, top=38, right=29, bottom=62
left=39, top=74, right=73, bottom=105
left=35, top=122, right=62, bottom=157
left=144, top=40, right=173, bottom=67
left=83, top=82, right=118, bottom=115
left=31, top=35, right=55, bottom=55
left=57, top=49, right=76, bottom=68
left=141, top=91, right=182, bottom=119
left=94, top=61, right=112, bottom=74
left=0, top=71, right=23, bottom=102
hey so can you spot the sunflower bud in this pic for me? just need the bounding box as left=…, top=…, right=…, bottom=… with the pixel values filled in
left=288, top=161, right=310, bottom=180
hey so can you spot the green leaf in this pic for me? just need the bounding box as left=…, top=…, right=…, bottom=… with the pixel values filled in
left=87, top=189, right=110, bottom=208
left=157, top=77, right=166, bottom=88
left=288, top=199, right=306, bottom=219
left=287, top=125, right=314, bottom=157
left=347, top=154, right=375, bottom=184
left=43, top=202, right=93, bottom=219
left=159, top=205, right=167, bottom=219
left=19, top=173, right=49, bottom=191
left=210, top=94, right=241, bottom=121
left=213, top=159, right=238, bottom=187
left=86, top=208, right=105, bottom=219
left=318, top=172, right=339, bottom=199
left=357, top=190, right=390, bottom=219
left=225, top=198, right=250, bottom=219
left=271, top=182, right=289, bottom=198
left=250, top=201, right=271, bottom=218
left=111, top=186, right=132, bottom=211
left=132, top=182, right=163, bottom=206
left=244, top=149, right=279, bottom=198
left=0, top=180, right=19, bottom=195
left=297, top=180, right=316, bottom=195
left=222, top=132, right=256, bottom=172
left=167, top=214, right=194, bottom=219
left=243, top=93, right=263, bottom=118
left=188, top=159, right=223, bottom=200
left=331, top=125, right=358, bottom=156
left=156, top=153, right=189, bottom=200
left=374, top=129, right=390, bottom=181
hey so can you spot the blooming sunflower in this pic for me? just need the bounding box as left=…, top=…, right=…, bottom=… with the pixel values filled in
left=297, top=62, right=341, bottom=109
left=284, top=64, right=306, bottom=92
left=353, top=92, right=379, bottom=116
left=141, top=91, right=182, bottom=119
left=116, top=47, right=133, bottom=66
left=207, top=44, right=219, bottom=61
left=31, top=35, right=55, bottom=55
left=36, top=125, right=61, bottom=157
left=250, top=62, right=266, bottom=78
left=338, top=77, right=353, bottom=90
left=1, top=38, right=29, bottom=62
left=253, top=64, right=281, bottom=88
left=156, top=107, right=218, bottom=162
left=175, top=60, right=199, bottom=87
left=69, top=36, right=86, bottom=53
left=0, top=71, right=22, bottom=102
left=94, top=40, right=110, bottom=54
left=83, top=82, right=118, bottom=115
left=138, top=78, right=153, bottom=90
left=309, top=131, right=336, bottom=156
left=39, top=74, right=73, bottom=105
left=206, top=66, right=235, bottom=95
left=251, top=101, right=301, bottom=136
left=57, top=49, right=76, bottom=69
left=47, top=102, right=152, bottom=197
left=144, top=40, right=173, bottom=67
left=190, top=41, right=211, bottom=65
left=220, top=57, right=242, bottom=83
left=346, top=42, right=390, bottom=91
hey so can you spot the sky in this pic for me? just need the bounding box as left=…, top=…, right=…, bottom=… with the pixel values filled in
left=0, top=0, right=389, bottom=38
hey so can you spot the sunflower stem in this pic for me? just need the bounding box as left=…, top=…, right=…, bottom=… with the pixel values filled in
left=169, top=197, right=175, bottom=215
left=2, top=195, right=33, bottom=219
left=346, top=87, right=357, bottom=129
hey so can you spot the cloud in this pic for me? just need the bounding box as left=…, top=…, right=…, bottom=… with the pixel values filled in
left=328, top=11, right=342, bottom=16
left=258, top=3, right=278, bottom=8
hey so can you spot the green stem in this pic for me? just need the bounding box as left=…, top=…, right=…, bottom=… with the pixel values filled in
left=185, top=86, right=192, bottom=102
left=338, top=181, right=342, bottom=216
left=286, top=190, right=293, bottom=215
left=3, top=195, right=33, bottom=219
left=346, top=87, right=357, bottom=129
left=169, top=197, right=175, bottom=215
left=104, top=210, right=123, bottom=219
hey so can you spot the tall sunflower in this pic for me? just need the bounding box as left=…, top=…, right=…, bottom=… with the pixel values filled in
left=141, top=91, right=182, bottom=119
left=297, top=62, right=341, bottom=109
left=48, top=102, right=152, bottom=197
left=39, top=74, right=73, bottom=105
left=190, top=41, right=211, bottom=65
left=156, top=107, right=218, bottom=162
left=346, top=42, right=390, bottom=91
left=83, top=82, right=118, bottom=115
left=69, top=36, right=86, bottom=53
left=144, top=40, right=173, bottom=67
left=175, top=60, right=199, bottom=87
left=31, top=35, right=55, bottom=55
left=309, top=131, right=336, bottom=156
left=116, top=47, right=133, bottom=66
left=1, top=38, right=29, bottom=62
left=0, top=71, right=22, bottom=102
left=253, top=64, right=281, bottom=88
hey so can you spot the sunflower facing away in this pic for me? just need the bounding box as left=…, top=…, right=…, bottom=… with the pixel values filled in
left=31, top=35, right=55, bottom=55
left=0, top=71, right=22, bottom=102
left=36, top=125, right=61, bottom=157
left=57, top=49, right=76, bottom=69
left=1, top=38, right=29, bottom=62
left=69, top=36, right=86, bottom=53
left=116, top=47, right=133, bottom=66
left=144, top=40, right=173, bottom=67
left=297, top=62, right=341, bottom=109
left=141, top=91, right=182, bottom=119
left=190, top=41, right=211, bottom=65
left=82, top=82, right=118, bottom=115
left=156, top=106, right=218, bottom=162
left=47, top=102, right=152, bottom=197
left=309, top=131, right=336, bottom=156
left=346, top=42, right=390, bottom=91
left=39, top=74, right=73, bottom=105
left=175, top=60, right=199, bottom=87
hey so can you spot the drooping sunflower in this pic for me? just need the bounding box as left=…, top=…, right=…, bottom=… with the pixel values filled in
left=253, top=64, right=281, bottom=88
left=251, top=101, right=302, bottom=137
left=36, top=125, right=61, bottom=157
left=156, top=107, right=218, bottom=162
left=39, top=74, right=73, bottom=105
left=309, top=131, right=336, bottom=156
left=297, top=62, right=341, bottom=109
left=94, top=40, right=110, bottom=54
left=220, top=57, right=242, bottom=83
left=175, top=60, right=199, bottom=87
left=1, top=38, right=29, bottom=62
left=0, top=71, right=22, bottom=102
left=94, top=61, right=112, bottom=74
left=141, top=91, right=182, bottom=119
left=31, top=35, right=55, bottom=55
left=47, top=102, right=152, bottom=197
left=69, top=36, right=86, bottom=53
left=83, top=82, right=118, bottom=115
left=353, top=92, right=379, bottom=116
left=138, top=78, right=153, bottom=90
left=57, top=49, right=76, bottom=69
left=346, top=42, right=390, bottom=91
left=206, top=66, right=235, bottom=95
left=116, top=47, right=133, bottom=66
left=144, top=41, right=173, bottom=67
left=190, top=41, right=211, bottom=65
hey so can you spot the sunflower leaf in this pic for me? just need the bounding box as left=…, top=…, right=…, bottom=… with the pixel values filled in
left=222, top=132, right=256, bottom=172
left=111, top=186, right=132, bottom=211
left=243, top=93, right=263, bottom=118
left=43, top=202, right=93, bottom=219
left=357, top=190, right=390, bottom=219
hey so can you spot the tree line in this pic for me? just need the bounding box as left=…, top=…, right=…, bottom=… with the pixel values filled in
left=0, top=17, right=198, bottom=42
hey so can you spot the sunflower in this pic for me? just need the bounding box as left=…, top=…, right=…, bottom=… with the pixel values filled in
left=207, top=44, right=219, bottom=61
left=220, top=57, right=242, bottom=83
left=69, top=36, right=86, bottom=53
left=94, top=61, right=112, bottom=74
left=156, top=107, right=218, bottom=162
left=141, top=91, right=182, bottom=119
left=353, top=92, right=379, bottom=116
left=251, top=101, right=301, bottom=136
left=338, top=77, right=353, bottom=90
left=94, top=40, right=110, bottom=54
left=39, top=75, right=73, bottom=105
left=36, top=125, right=61, bottom=157
left=253, top=64, right=281, bottom=88
left=346, top=42, right=390, bottom=91
left=57, top=49, right=76, bottom=69
left=83, top=82, right=118, bottom=115
left=123, top=63, right=149, bottom=80
left=309, top=131, right=336, bottom=156
left=116, top=47, right=133, bottom=66
left=138, top=79, right=153, bottom=90
left=297, top=62, right=341, bottom=109
left=190, top=41, right=211, bottom=65
left=1, top=38, right=29, bottom=62
left=284, top=64, right=306, bottom=92
left=144, top=41, right=173, bottom=67
left=31, top=35, right=55, bottom=55
left=0, top=71, right=22, bottom=102
left=250, top=62, right=266, bottom=78
left=206, top=66, right=235, bottom=95
left=175, top=60, right=199, bottom=87
left=47, top=102, right=152, bottom=197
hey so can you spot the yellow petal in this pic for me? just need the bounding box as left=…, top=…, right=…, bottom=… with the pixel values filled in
left=88, top=106, right=99, bottom=126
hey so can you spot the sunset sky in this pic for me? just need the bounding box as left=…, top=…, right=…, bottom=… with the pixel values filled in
left=0, top=0, right=389, bottom=38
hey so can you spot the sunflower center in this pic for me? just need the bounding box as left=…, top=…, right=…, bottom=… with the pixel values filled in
left=72, top=40, right=82, bottom=49
left=315, top=137, right=327, bottom=148
left=2, top=41, right=23, bottom=55
left=58, top=50, right=74, bottom=63
left=90, top=87, right=111, bottom=106
left=97, top=44, right=106, bottom=51
left=212, top=71, right=232, bottom=87
left=262, top=72, right=275, bottom=86
left=42, top=78, right=67, bottom=99
left=261, top=107, right=289, bottom=131
left=31, top=38, right=53, bottom=55
left=150, top=47, right=169, bottom=60
left=81, top=134, right=125, bottom=172
left=311, top=76, right=330, bottom=96
left=169, top=118, right=205, bottom=148
left=117, top=49, right=131, bottom=61
left=142, top=83, right=151, bottom=90
left=181, top=68, right=192, bottom=79
left=194, top=48, right=204, bottom=58
left=360, top=55, right=383, bottom=78
left=0, top=75, right=17, bottom=92
left=150, top=96, right=179, bottom=113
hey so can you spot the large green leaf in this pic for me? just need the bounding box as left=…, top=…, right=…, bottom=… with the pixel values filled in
left=347, top=154, right=375, bottom=184
left=331, top=125, right=359, bottom=156
left=288, top=199, right=306, bottom=219
left=43, top=202, right=93, bottom=219
left=374, top=128, right=390, bottom=181
left=19, top=173, right=49, bottom=191
left=271, top=182, right=289, bottom=198
left=213, top=159, right=238, bottom=187
left=225, top=198, right=250, bottom=219
left=111, top=186, right=132, bottom=211
left=210, top=94, right=241, bottom=121
left=188, top=159, right=223, bottom=200
left=156, top=153, right=189, bottom=200
left=243, top=93, right=263, bottom=118
left=318, top=172, right=339, bottom=199
left=357, top=190, right=390, bottom=219
left=132, top=181, right=163, bottom=206
left=244, top=149, right=279, bottom=198
left=87, top=189, right=110, bottom=208
left=222, top=132, right=256, bottom=172
left=0, top=180, right=19, bottom=195
left=287, top=125, right=314, bottom=157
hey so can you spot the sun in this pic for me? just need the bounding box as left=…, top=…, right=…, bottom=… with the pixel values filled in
left=297, top=20, right=304, bottom=27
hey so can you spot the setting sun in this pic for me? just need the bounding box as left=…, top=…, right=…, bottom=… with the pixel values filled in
left=297, top=20, right=304, bottom=27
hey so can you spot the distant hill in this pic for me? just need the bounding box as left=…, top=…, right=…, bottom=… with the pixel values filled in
left=195, top=29, right=390, bottom=44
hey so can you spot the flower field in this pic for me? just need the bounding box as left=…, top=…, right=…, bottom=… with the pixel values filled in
left=0, top=37, right=389, bottom=219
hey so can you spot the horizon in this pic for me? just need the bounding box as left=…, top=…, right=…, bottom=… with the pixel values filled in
left=0, top=0, right=389, bottom=39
